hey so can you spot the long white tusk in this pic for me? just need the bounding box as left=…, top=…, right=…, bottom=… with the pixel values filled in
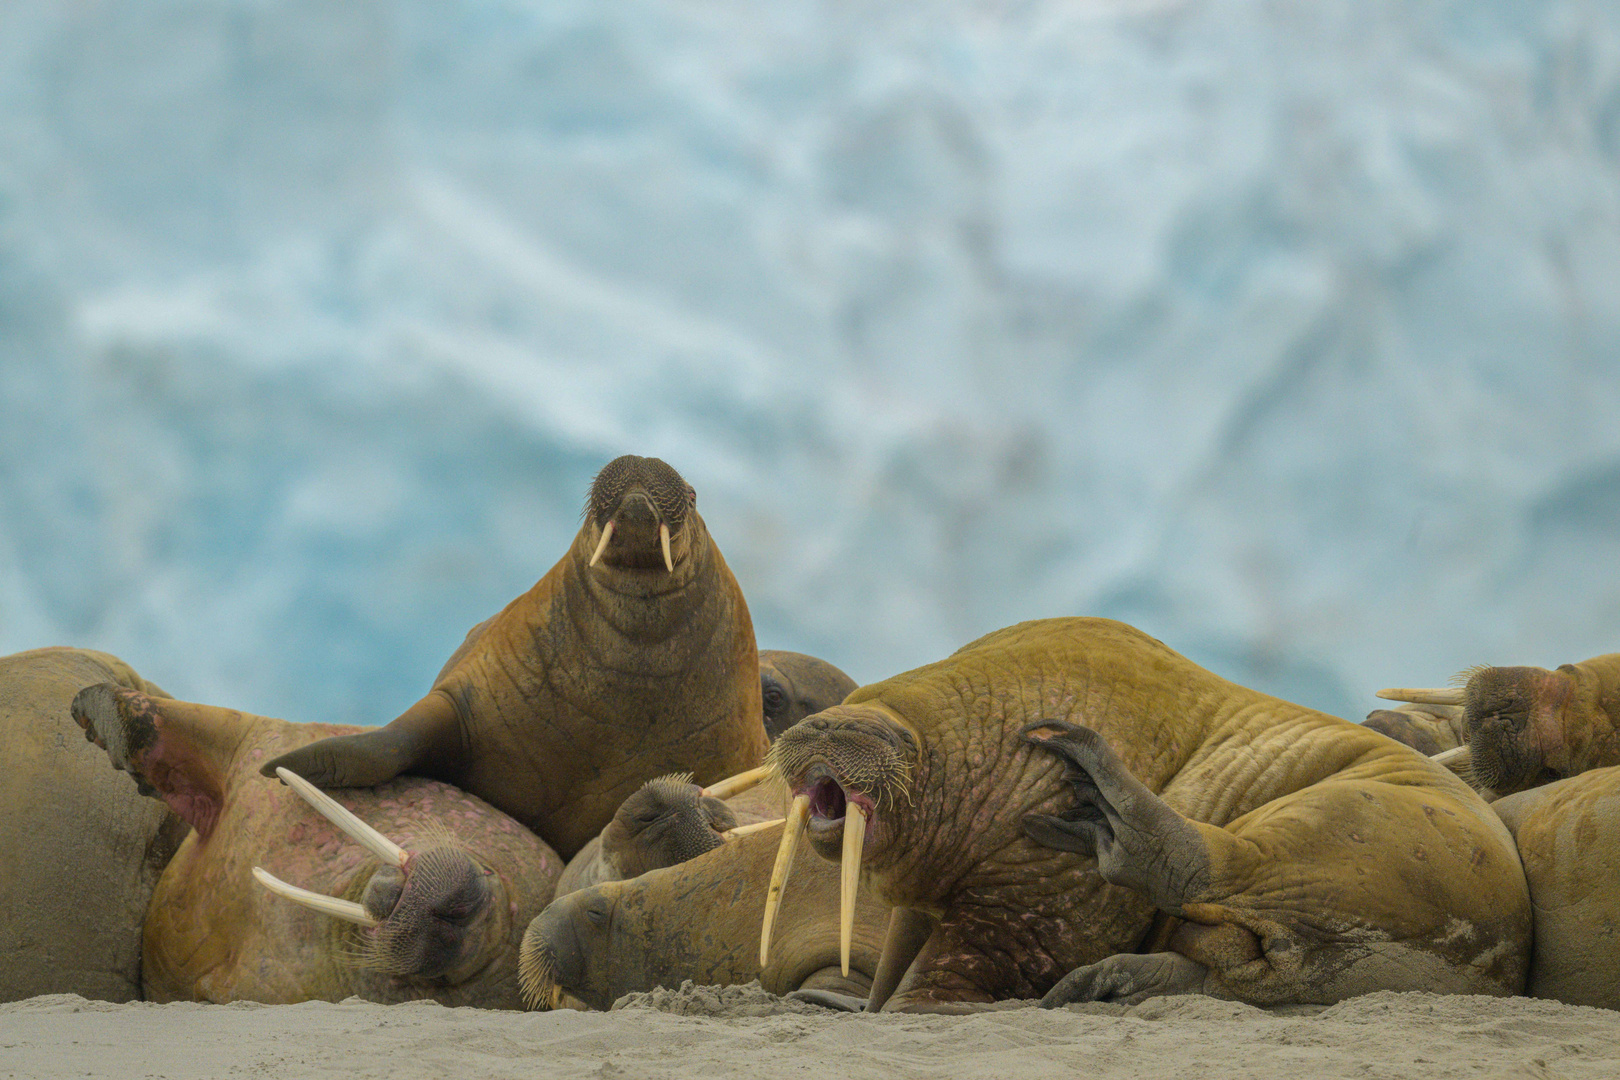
left=840, top=802, right=867, bottom=978
left=723, top=817, right=785, bottom=839
left=659, top=523, right=673, bottom=573
left=1431, top=745, right=1471, bottom=768
left=276, top=767, right=409, bottom=869
left=760, top=794, right=809, bottom=967
left=253, top=866, right=378, bottom=927
left=702, top=765, right=773, bottom=801
left=589, top=521, right=615, bottom=567
left=1377, top=687, right=1466, bottom=706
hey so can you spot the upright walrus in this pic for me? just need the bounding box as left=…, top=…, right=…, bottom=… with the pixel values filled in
left=265, top=455, right=769, bottom=860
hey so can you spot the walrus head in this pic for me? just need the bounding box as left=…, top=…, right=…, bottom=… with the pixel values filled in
left=600, top=772, right=737, bottom=879
left=760, top=703, right=920, bottom=975
left=252, top=768, right=515, bottom=984
left=584, top=455, right=698, bottom=575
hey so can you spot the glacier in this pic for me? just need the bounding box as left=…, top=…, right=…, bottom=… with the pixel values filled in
left=2, top=0, right=1619, bottom=727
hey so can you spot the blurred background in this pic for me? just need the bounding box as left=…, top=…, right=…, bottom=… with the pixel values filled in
left=3, top=0, right=1619, bottom=727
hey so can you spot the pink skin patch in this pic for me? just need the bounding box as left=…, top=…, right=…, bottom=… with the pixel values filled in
left=124, top=715, right=225, bottom=840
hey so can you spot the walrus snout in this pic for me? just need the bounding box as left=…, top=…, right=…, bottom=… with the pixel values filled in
left=520, top=890, right=615, bottom=1010
left=1464, top=666, right=1571, bottom=794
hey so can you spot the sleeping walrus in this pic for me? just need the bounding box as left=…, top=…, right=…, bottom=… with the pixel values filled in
left=73, top=685, right=560, bottom=1006
left=759, top=618, right=1529, bottom=1011
left=1371, top=651, right=1620, bottom=796
left=264, top=455, right=769, bottom=860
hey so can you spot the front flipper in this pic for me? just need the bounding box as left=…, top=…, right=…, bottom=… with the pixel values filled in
left=1021, top=720, right=1214, bottom=912
left=1041, top=952, right=1212, bottom=1008
left=259, top=690, right=463, bottom=788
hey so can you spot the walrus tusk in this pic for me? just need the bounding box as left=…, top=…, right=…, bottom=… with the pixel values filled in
left=702, top=765, right=773, bottom=800
left=659, top=523, right=673, bottom=573
left=1377, top=687, right=1466, bottom=706
left=252, top=866, right=379, bottom=927
left=276, top=767, right=410, bottom=869
left=588, top=521, right=615, bottom=567
left=723, top=817, right=786, bottom=838
left=1431, top=745, right=1471, bottom=768
left=840, top=802, right=866, bottom=978
left=760, top=794, right=809, bottom=967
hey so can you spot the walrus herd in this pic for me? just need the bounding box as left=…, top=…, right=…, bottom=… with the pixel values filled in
left=4, top=453, right=1619, bottom=1017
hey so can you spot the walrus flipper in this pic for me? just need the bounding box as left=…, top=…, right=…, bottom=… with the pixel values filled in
left=260, top=691, right=463, bottom=789
left=1039, top=952, right=1212, bottom=1008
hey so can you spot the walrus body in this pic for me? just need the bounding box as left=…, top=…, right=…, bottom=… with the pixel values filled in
left=521, top=823, right=890, bottom=1010
left=73, top=686, right=561, bottom=1007
left=766, top=618, right=1530, bottom=1011
left=1490, top=766, right=1620, bottom=1009
left=265, top=456, right=769, bottom=860
left=0, top=648, right=184, bottom=1003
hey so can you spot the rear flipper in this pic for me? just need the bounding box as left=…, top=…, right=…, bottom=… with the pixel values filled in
left=784, top=988, right=867, bottom=1012
left=1040, top=952, right=1213, bottom=1008
left=259, top=690, right=463, bottom=788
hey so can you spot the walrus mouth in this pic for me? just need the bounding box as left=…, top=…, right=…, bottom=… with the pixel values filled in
left=758, top=766, right=873, bottom=979
left=252, top=766, right=410, bottom=928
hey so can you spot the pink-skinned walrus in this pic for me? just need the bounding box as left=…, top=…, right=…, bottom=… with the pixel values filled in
left=72, top=684, right=561, bottom=1006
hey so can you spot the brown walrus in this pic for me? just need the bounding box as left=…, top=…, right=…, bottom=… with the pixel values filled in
left=553, top=773, right=738, bottom=896
left=263, top=455, right=770, bottom=860
left=759, top=650, right=858, bottom=740
left=73, top=685, right=561, bottom=1006
left=1372, top=651, right=1620, bottom=796
left=0, top=648, right=186, bottom=1003
left=520, top=822, right=889, bottom=1011
left=1490, top=766, right=1620, bottom=1010
left=760, top=617, right=1529, bottom=1012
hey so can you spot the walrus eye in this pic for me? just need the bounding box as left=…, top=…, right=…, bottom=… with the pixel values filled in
left=584, top=899, right=609, bottom=927
left=762, top=685, right=787, bottom=714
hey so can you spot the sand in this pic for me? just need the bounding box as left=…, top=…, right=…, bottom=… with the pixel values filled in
left=3, top=984, right=1617, bottom=1080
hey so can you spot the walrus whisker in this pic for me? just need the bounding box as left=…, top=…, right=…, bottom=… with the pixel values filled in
left=275, top=767, right=410, bottom=869
left=723, top=817, right=785, bottom=838
left=1377, top=687, right=1466, bottom=706
left=840, top=801, right=866, bottom=978
left=702, top=764, right=772, bottom=800
left=588, top=520, right=615, bottom=567
left=252, top=866, right=379, bottom=927
left=760, top=794, right=809, bottom=967
left=659, top=522, right=673, bottom=573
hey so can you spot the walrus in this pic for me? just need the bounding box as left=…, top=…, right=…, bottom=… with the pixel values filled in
left=759, top=650, right=858, bottom=740
left=1489, top=765, right=1620, bottom=1010
left=263, top=455, right=769, bottom=860
left=1373, top=651, right=1620, bottom=796
left=757, top=617, right=1529, bottom=1012
left=72, top=685, right=561, bottom=1006
left=520, top=821, right=890, bottom=1011
left=0, top=648, right=186, bottom=1003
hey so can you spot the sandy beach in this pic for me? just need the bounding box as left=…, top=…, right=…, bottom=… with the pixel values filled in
left=4, top=984, right=1617, bottom=1080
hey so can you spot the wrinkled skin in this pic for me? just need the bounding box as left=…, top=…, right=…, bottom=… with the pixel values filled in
left=1368, top=653, right=1620, bottom=797
left=554, top=774, right=737, bottom=896
left=771, top=617, right=1530, bottom=1012
left=1490, top=767, right=1620, bottom=1010
left=759, top=650, right=857, bottom=740
left=0, top=649, right=186, bottom=1003
left=263, top=455, right=769, bottom=860
left=520, top=824, right=889, bottom=1011
left=72, top=685, right=560, bottom=1006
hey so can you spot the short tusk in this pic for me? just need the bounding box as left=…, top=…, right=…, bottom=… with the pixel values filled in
left=253, top=866, right=378, bottom=927
left=659, top=523, right=673, bottom=573
left=760, top=794, right=809, bottom=967
left=1431, top=745, right=1471, bottom=768
left=723, top=817, right=785, bottom=838
left=702, top=765, right=773, bottom=801
left=841, top=802, right=867, bottom=978
left=275, top=767, right=409, bottom=869
left=589, top=521, right=615, bottom=567
left=1377, top=687, right=1466, bottom=706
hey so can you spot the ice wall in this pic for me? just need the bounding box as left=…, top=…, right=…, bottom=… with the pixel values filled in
left=2, top=0, right=1619, bottom=726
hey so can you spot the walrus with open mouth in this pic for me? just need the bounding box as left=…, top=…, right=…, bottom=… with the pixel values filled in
left=1372, top=651, right=1620, bottom=796
left=758, top=617, right=1529, bottom=1012
left=264, top=455, right=769, bottom=860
